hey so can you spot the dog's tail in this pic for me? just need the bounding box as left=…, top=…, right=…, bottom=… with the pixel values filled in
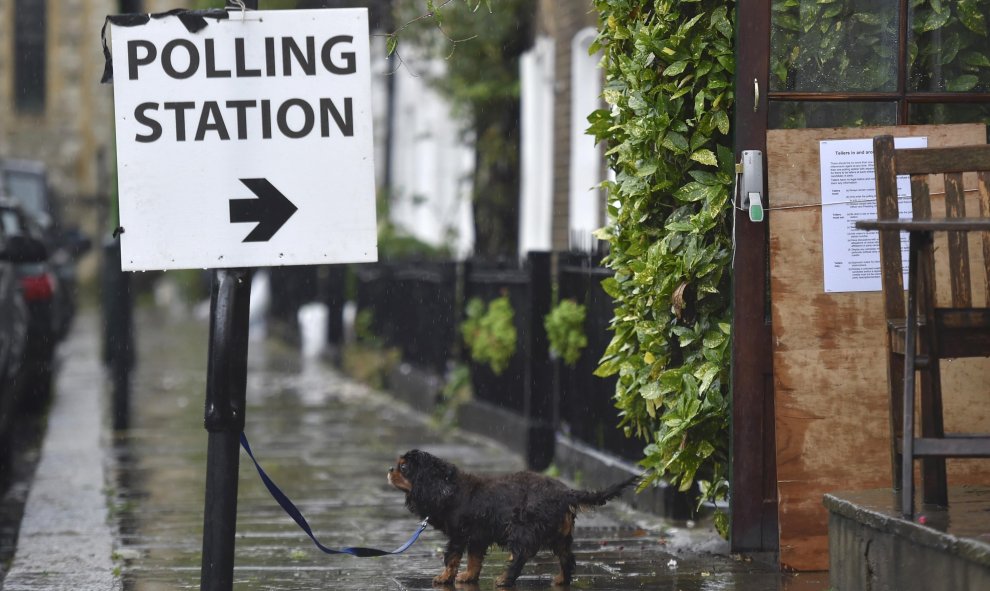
left=570, top=474, right=640, bottom=508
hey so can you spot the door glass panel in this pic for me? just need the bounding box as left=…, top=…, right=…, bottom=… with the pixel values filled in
left=770, top=0, right=898, bottom=92
left=909, top=103, right=990, bottom=124
left=769, top=101, right=897, bottom=129
left=909, top=1, right=990, bottom=92
left=909, top=103, right=990, bottom=141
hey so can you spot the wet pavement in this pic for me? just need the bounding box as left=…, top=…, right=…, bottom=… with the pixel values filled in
left=3, top=311, right=120, bottom=591
left=0, top=398, right=45, bottom=583
left=5, top=306, right=832, bottom=590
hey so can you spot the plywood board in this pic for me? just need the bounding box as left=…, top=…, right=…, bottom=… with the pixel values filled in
left=768, top=123, right=990, bottom=571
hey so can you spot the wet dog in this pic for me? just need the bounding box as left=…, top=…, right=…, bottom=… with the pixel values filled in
left=387, top=449, right=637, bottom=587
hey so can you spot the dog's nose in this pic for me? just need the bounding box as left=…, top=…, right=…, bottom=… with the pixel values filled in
left=388, top=467, right=394, bottom=473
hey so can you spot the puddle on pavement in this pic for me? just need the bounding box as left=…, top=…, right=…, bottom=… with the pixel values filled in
left=109, top=311, right=829, bottom=591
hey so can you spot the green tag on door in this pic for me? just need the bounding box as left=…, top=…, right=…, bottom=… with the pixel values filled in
left=748, top=193, right=764, bottom=223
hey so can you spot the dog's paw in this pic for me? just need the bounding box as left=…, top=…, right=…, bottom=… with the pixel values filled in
left=455, top=572, right=479, bottom=584
left=432, top=573, right=455, bottom=586
left=552, top=573, right=572, bottom=586
left=494, top=574, right=516, bottom=588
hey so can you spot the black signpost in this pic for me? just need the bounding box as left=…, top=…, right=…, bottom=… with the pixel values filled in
left=107, top=0, right=374, bottom=587
left=199, top=7, right=258, bottom=591
left=201, top=268, right=252, bottom=591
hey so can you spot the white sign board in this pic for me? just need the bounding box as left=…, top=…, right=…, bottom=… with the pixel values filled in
left=819, top=136, right=927, bottom=292
left=110, top=9, right=377, bottom=271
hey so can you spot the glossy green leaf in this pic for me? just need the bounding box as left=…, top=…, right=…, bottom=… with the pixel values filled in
left=958, top=0, right=989, bottom=36
left=947, top=74, right=979, bottom=91
left=690, top=149, right=718, bottom=166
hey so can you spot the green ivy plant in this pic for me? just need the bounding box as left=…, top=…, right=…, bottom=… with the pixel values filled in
left=590, top=0, right=735, bottom=528
left=460, top=295, right=517, bottom=375
left=544, top=299, right=588, bottom=367
left=436, top=363, right=473, bottom=425
left=354, top=308, right=378, bottom=346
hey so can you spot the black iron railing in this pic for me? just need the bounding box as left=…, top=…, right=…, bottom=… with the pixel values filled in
left=269, top=252, right=640, bottom=466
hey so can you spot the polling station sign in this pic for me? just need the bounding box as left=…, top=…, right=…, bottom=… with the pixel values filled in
left=109, top=9, right=377, bottom=271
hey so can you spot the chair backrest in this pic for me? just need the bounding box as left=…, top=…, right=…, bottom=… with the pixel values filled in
left=873, top=135, right=990, bottom=320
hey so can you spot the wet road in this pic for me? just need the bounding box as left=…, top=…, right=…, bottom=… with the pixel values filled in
left=102, top=309, right=829, bottom=591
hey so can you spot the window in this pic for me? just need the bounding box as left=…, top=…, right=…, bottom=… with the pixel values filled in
left=518, top=35, right=555, bottom=255
left=768, top=0, right=990, bottom=129
left=568, top=27, right=602, bottom=251
left=14, top=0, right=47, bottom=113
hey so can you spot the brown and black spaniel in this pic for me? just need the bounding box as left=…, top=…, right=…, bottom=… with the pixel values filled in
left=388, top=449, right=637, bottom=587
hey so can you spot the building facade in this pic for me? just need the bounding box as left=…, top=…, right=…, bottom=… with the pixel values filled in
left=520, top=1, right=603, bottom=255
left=0, top=0, right=187, bottom=276
left=2, top=1, right=608, bottom=269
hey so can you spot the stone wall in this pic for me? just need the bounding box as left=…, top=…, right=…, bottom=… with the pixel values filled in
left=0, top=0, right=190, bottom=279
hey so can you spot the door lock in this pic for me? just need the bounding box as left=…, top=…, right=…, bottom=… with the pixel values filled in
left=737, top=150, right=764, bottom=223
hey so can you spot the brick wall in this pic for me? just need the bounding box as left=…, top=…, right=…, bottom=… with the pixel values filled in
left=535, top=1, right=601, bottom=252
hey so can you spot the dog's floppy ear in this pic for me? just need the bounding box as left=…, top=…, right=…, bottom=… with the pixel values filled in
left=405, top=450, right=459, bottom=515
left=435, top=462, right=458, bottom=501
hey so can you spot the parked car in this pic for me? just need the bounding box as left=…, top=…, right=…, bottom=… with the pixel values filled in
left=0, top=198, right=48, bottom=435
left=0, top=159, right=90, bottom=340
left=0, top=235, right=29, bottom=405
left=0, top=198, right=60, bottom=410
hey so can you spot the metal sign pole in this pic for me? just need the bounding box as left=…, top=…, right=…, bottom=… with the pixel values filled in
left=201, top=268, right=253, bottom=591
left=197, top=7, right=259, bottom=591
left=105, top=0, right=374, bottom=579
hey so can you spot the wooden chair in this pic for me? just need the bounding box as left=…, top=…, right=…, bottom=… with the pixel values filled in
left=860, top=134, right=990, bottom=517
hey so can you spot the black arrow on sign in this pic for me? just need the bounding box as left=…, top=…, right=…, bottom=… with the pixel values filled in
left=229, top=178, right=298, bottom=242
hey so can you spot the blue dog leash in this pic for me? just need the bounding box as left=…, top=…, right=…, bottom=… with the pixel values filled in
left=239, top=433, right=429, bottom=557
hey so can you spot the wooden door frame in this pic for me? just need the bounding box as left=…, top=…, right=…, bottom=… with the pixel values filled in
left=729, top=0, right=990, bottom=554
left=730, top=0, right=776, bottom=553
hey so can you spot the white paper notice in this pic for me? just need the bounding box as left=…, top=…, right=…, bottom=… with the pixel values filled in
left=819, top=136, right=927, bottom=293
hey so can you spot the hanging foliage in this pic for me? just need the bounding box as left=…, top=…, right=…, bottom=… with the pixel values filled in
left=544, top=299, right=588, bottom=367
left=461, top=295, right=517, bottom=376
left=590, top=0, right=735, bottom=530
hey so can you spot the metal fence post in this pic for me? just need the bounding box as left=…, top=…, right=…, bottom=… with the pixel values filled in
left=101, top=238, right=134, bottom=430
left=526, top=251, right=555, bottom=470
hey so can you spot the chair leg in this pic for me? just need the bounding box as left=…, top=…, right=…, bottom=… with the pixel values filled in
left=888, top=352, right=905, bottom=491
left=902, top=360, right=916, bottom=518
left=916, top=231, right=949, bottom=507
left=919, top=362, right=948, bottom=506
left=901, top=234, right=921, bottom=518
